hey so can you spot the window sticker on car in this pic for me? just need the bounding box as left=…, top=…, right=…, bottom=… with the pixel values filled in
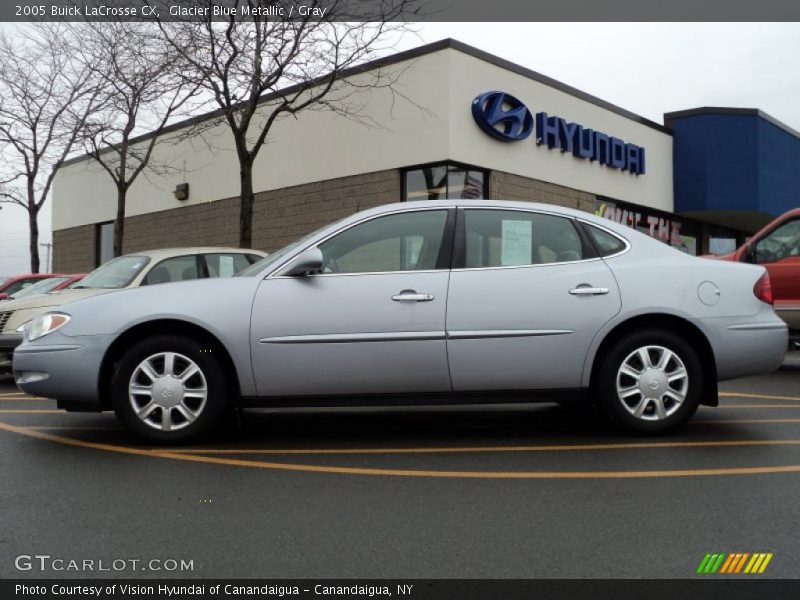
left=501, top=219, right=533, bottom=266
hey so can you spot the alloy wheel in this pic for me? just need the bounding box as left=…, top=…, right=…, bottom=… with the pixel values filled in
left=615, top=345, right=689, bottom=421
left=128, top=351, right=208, bottom=432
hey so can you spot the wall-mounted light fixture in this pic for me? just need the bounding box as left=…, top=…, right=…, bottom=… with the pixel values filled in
left=173, top=183, right=189, bottom=201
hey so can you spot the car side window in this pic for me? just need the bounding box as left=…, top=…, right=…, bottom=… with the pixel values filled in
left=319, top=210, right=448, bottom=274
left=143, top=255, right=200, bottom=285
left=204, top=253, right=252, bottom=278
left=756, top=219, right=800, bottom=263
left=464, top=210, right=584, bottom=268
left=3, top=280, right=36, bottom=295
left=584, top=224, right=627, bottom=257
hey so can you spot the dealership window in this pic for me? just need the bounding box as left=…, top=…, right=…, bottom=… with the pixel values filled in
left=595, top=197, right=701, bottom=255
left=707, top=225, right=740, bottom=256
left=464, top=209, right=584, bottom=268
left=403, top=162, right=487, bottom=201
left=95, top=221, right=114, bottom=266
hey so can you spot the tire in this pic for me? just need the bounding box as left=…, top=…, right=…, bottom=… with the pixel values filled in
left=595, top=329, right=703, bottom=434
left=111, top=334, right=228, bottom=444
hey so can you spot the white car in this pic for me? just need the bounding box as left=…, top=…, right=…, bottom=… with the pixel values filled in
left=0, top=247, right=265, bottom=374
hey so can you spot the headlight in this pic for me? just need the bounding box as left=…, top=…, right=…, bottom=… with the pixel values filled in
left=25, top=313, right=71, bottom=342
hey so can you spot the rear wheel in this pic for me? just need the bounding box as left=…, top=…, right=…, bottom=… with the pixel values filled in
left=111, top=335, right=228, bottom=444
left=596, top=329, right=703, bottom=434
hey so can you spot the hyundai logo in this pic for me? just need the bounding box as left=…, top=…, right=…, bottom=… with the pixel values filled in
left=471, top=91, right=533, bottom=142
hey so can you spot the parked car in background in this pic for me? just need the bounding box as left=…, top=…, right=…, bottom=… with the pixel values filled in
left=0, top=248, right=265, bottom=374
left=13, top=201, right=786, bottom=443
left=0, top=273, right=61, bottom=301
left=712, top=208, right=800, bottom=343
left=8, top=274, right=86, bottom=300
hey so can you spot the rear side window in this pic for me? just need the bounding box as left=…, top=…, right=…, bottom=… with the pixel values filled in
left=464, top=210, right=584, bottom=268
left=584, top=224, right=627, bottom=257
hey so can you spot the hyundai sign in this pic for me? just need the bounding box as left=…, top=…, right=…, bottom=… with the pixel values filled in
left=472, top=91, right=646, bottom=175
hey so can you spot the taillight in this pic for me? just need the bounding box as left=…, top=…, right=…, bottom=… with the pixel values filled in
left=753, top=272, right=773, bottom=305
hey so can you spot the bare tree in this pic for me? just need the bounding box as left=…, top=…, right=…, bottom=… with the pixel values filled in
left=157, top=0, right=416, bottom=248
left=77, top=23, right=202, bottom=258
left=0, top=24, right=103, bottom=273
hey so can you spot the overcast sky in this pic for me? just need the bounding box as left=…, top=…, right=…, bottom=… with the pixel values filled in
left=1, top=22, right=799, bottom=274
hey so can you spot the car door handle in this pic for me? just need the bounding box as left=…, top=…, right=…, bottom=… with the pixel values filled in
left=569, top=286, right=610, bottom=296
left=391, top=292, right=435, bottom=302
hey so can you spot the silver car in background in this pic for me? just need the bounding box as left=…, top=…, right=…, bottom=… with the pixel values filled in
left=14, top=200, right=787, bottom=443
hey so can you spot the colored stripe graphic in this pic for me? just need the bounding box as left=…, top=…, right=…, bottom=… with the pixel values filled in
left=699, top=552, right=773, bottom=574
left=696, top=554, right=712, bottom=573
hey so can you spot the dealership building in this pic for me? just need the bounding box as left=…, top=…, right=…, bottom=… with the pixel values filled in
left=51, top=39, right=800, bottom=271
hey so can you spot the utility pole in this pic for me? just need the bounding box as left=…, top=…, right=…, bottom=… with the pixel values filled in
left=39, top=242, right=52, bottom=273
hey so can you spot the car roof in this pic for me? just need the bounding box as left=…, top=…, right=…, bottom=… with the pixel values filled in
left=119, top=247, right=267, bottom=259
left=344, top=199, right=622, bottom=232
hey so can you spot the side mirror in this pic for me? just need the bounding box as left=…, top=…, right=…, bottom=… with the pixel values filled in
left=0, top=293, right=7, bottom=301
left=281, top=247, right=324, bottom=277
left=743, top=244, right=756, bottom=263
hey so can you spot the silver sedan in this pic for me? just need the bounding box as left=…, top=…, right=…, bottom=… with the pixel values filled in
left=13, top=200, right=787, bottom=443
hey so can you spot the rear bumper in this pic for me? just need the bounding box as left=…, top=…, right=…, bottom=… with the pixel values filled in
left=0, top=333, right=23, bottom=374
left=695, top=314, right=788, bottom=381
left=13, top=333, right=110, bottom=411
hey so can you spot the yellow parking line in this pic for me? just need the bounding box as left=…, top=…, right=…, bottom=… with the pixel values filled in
left=716, top=405, right=800, bottom=409
left=29, top=426, right=122, bottom=431
left=160, top=439, right=800, bottom=455
left=4, top=420, right=800, bottom=479
left=702, top=418, right=800, bottom=424
left=719, top=392, right=800, bottom=402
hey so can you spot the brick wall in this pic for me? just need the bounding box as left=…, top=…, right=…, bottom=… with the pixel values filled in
left=252, top=169, right=399, bottom=252
left=489, top=170, right=597, bottom=213
left=53, top=169, right=599, bottom=272
left=52, top=169, right=401, bottom=272
left=52, top=226, right=94, bottom=273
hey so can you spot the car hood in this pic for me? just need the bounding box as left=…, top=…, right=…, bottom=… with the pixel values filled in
left=56, top=276, right=264, bottom=338
left=0, top=288, right=112, bottom=313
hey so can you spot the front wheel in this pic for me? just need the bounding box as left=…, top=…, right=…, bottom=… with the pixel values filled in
left=596, top=329, right=703, bottom=434
left=111, top=335, right=228, bottom=444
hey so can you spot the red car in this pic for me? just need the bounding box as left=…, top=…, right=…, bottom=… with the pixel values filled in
left=4, top=273, right=86, bottom=300
left=714, top=208, right=800, bottom=341
left=0, top=274, right=64, bottom=301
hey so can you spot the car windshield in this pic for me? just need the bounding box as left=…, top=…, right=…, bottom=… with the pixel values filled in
left=73, top=256, right=150, bottom=289
left=9, top=276, right=70, bottom=299
left=235, top=222, right=341, bottom=277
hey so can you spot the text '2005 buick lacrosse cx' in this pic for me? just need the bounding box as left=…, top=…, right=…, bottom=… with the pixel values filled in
left=13, top=200, right=788, bottom=443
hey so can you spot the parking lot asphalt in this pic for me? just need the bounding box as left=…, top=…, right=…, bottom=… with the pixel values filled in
left=2, top=358, right=800, bottom=579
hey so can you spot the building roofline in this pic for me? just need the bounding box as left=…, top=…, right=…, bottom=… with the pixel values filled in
left=445, top=39, right=672, bottom=135
left=59, top=37, right=671, bottom=169
left=664, top=107, right=800, bottom=140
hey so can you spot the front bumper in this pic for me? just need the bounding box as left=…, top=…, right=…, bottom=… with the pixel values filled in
left=13, top=333, right=112, bottom=411
left=0, top=333, right=23, bottom=374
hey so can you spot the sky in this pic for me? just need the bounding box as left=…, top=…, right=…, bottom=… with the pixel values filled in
left=1, top=22, right=799, bottom=275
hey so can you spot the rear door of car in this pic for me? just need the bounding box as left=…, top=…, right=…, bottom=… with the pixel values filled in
left=250, top=208, right=455, bottom=397
left=445, top=208, right=621, bottom=391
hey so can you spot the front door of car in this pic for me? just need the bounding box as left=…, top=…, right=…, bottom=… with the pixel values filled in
left=250, top=208, right=454, bottom=397
left=446, top=208, right=621, bottom=391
